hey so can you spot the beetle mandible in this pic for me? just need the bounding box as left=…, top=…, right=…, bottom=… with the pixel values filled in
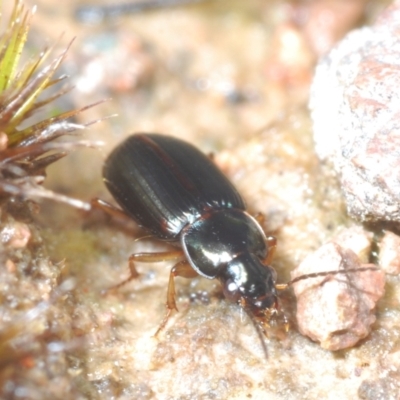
left=99, top=133, right=280, bottom=332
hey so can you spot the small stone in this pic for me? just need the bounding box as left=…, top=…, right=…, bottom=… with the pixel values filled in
left=299, top=0, right=367, bottom=56
left=265, top=23, right=314, bottom=88
left=333, top=226, right=373, bottom=263
left=0, top=221, right=31, bottom=248
left=310, top=1, right=400, bottom=222
left=379, top=231, right=400, bottom=275
left=291, top=242, right=385, bottom=350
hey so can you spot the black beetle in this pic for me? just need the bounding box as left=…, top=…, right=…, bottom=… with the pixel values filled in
left=98, top=133, right=379, bottom=349
left=100, top=133, right=279, bottom=333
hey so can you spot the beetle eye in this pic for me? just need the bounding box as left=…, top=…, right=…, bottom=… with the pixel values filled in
left=222, top=279, right=241, bottom=303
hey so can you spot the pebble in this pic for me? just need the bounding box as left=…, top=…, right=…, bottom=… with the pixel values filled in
left=291, top=242, right=385, bottom=350
left=379, top=230, right=400, bottom=275
left=310, top=1, right=400, bottom=222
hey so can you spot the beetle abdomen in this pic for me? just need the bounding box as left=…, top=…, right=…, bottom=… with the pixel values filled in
left=103, top=134, right=245, bottom=239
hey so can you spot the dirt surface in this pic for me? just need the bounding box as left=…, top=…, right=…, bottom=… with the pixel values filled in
left=1, top=1, right=399, bottom=400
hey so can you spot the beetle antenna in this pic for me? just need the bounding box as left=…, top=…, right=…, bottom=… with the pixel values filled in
left=276, top=266, right=379, bottom=290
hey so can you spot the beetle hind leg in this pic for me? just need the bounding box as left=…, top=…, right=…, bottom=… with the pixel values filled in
left=154, top=260, right=198, bottom=336
left=91, top=198, right=131, bottom=220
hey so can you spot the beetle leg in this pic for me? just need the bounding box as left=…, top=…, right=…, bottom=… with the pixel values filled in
left=254, top=212, right=265, bottom=225
left=105, top=250, right=184, bottom=293
left=166, top=260, right=198, bottom=311
left=91, top=198, right=130, bottom=220
left=252, top=212, right=277, bottom=264
left=264, top=236, right=277, bottom=264
left=154, top=260, right=198, bottom=336
left=252, top=212, right=277, bottom=265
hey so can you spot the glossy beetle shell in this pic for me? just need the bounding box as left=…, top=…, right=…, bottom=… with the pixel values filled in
left=103, top=133, right=277, bottom=313
left=103, top=133, right=245, bottom=240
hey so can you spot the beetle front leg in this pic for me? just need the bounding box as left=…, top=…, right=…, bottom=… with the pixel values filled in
left=253, top=212, right=265, bottom=225
left=252, top=212, right=277, bottom=266
left=154, top=260, right=198, bottom=336
left=264, top=236, right=277, bottom=265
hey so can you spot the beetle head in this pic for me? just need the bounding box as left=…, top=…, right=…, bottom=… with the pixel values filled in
left=221, top=253, right=278, bottom=315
